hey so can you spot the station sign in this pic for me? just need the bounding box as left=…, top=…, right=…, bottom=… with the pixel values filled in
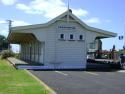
left=58, top=26, right=76, bottom=30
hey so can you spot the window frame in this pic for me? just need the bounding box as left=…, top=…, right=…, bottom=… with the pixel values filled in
left=89, top=42, right=95, bottom=49
left=70, top=34, right=74, bottom=40
left=79, top=35, right=83, bottom=40
left=60, top=34, right=64, bottom=39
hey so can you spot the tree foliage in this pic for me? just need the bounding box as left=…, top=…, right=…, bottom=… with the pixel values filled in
left=118, top=49, right=125, bottom=54
left=0, top=35, right=8, bottom=51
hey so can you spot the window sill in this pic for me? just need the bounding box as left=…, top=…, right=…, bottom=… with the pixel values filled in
left=77, top=40, right=85, bottom=41
left=58, top=39, right=66, bottom=41
left=68, top=39, right=75, bottom=41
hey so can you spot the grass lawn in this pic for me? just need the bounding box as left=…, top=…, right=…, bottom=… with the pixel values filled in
left=0, top=59, right=50, bottom=94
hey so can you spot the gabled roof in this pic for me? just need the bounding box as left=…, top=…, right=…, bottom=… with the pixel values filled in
left=11, top=9, right=117, bottom=37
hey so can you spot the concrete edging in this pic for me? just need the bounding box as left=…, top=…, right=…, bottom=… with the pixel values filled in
left=25, top=70, right=57, bottom=94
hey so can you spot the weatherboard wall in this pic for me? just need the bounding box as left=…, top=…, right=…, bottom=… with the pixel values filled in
left=18, top=19, right=102, bottom=69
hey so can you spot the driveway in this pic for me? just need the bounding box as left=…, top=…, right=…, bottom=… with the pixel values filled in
left=29, top=70, right=125, bottom=94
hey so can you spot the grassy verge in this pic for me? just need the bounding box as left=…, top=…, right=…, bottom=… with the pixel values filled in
left=0, top=59, right=49, bottom=94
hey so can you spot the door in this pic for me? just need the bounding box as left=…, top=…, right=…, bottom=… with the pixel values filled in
left=56, top=41, right=86, bottom=68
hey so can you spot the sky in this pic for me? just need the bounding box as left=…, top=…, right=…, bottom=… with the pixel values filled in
left=0, top=0, right=125, bottom=52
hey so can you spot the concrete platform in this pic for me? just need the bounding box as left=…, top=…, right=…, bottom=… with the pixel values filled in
left=7, top=58, right=85, bottom=70
left=7, top=57, right=123, bottom=70
left=7, top=57, right=43, bottom=69
left=8, top=57, right=28, bottom=65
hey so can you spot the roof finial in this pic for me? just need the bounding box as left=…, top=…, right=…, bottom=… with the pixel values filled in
left=68, top=0, right=69, bottom=11
left=67, top=0, right=70, bottom=23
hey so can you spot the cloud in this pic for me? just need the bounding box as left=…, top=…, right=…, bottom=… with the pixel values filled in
left=16, top=0, right=88, bottom=19
left=0, top=20, right=29, bottom=37
left=0, top=0, right=17, bottom=5
left=0, top=20, right=29, bottom=27
left=72, top=9, right=88, bottom=17
left=84, top=17, right=101, bottom=24
left=0, top=30, right=8, bottom=37
left=15, top=4, right=31, bottom=11
left=12, top=20, right=29, bottom=27
left=0, top=20, right=6, bottom=24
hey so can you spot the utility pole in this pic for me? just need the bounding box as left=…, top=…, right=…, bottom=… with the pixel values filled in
left=6, top=20, right=13, bottom=34
left=6, top=20, right=13, bottom=50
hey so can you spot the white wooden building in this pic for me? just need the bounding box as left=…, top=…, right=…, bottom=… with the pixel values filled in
left=8, top=9, right=117, bottom=69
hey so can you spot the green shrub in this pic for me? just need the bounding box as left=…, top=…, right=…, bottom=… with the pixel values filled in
left=14, top=53, right=20, bottom=59
left=1, top=50, right=14, bottom=59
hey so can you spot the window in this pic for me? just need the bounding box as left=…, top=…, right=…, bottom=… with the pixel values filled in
left=79, top=35, right=83, bottom=40
left=60, top=34, right=64, bottom=39
left=89, top=43, right=95, bottom=49
left=70, top=34, right=73, bottom=39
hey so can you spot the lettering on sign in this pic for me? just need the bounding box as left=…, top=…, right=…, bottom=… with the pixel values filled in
left=58, top=26, right=76, bottom=30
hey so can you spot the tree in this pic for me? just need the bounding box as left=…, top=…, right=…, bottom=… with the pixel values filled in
left=0, top=35, right=8, bottom=51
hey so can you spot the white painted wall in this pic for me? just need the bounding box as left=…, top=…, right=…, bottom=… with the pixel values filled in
left=43, top=19, right=106, bottom=68
left=18, top=16, right=107, bottom=69
left=44, top=25, right=57, bottom=65
left=39, top=42, right=44, bottom=64
left=9, top=9, right=117, bottom=69
left=41, top=20, right=86, bottom=68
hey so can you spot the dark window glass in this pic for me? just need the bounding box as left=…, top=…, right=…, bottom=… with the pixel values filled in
left=79, top=35, right=83, bottom=40
left=89, top=43, right=95, bottom=49
left=60, top=34, right=64, bottom=39
left=70, top=34, right=73, bottom=39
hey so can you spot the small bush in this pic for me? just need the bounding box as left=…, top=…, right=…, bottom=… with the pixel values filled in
left=1, top=50, right=14, bottom=59
left=14, top=53, right=20, bottom=59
